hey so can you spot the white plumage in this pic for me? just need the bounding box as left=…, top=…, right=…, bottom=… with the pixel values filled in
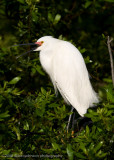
left=34, top=36, right=99, bottom=117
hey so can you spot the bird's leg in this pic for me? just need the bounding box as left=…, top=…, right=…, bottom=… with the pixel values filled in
left=73, top=116, right=84, bottom=131
left=71, top=112, right=76, bottom=137
left=67, top=106, right=74, bottom=132
left=72, top=112, right=76, bottom=130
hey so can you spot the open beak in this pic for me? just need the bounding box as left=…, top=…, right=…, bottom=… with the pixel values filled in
left=12, top=42, right=41, bottom=59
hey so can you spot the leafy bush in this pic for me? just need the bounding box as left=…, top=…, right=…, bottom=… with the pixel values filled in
left=0, top=0, right=114, bottom=159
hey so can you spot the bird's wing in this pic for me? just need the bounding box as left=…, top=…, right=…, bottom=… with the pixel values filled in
left=52, top=42, right=98, bottom=116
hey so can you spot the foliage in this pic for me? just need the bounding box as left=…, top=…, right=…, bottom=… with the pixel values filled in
left=0, top=0, right=114, bottom=159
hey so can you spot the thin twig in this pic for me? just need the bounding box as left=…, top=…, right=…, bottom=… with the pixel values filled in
left=107, top=36, right=114, bottom=87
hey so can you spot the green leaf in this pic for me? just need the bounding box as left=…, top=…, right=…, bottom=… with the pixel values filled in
left=48, top=13, right=53, bottom=22
left=12, top=88, right=23, bottom=95
left=75, top=152, right=87, bottom=159
left=84, top=1, right=92, bottom=8
left=3, top=81, right=8, bottom=89
left=103, top=78, right=112, bottom=83
left=23, top=121, right=29, bottom=130
left=79, top=142, right=87, bottom=155
left=89, top=143, right=95, bottom=151
left=9, top=77, right=21, bottom=85
left=38, top=129, right=44, bottom=133
left=87, top=109, right=98, bottom=115
left=0, top=111, right=10, bottom=121
left=31, top=67, right=36, bottom=76
left=32, top=12, right=38, bottom=23
left=86, top=125, right=90, bottom=136
left=94, top=141, right=103, bottom=153
left=105, top=86, right=114, bottom=103
left=2, top=149, right=11, bottom=155
left=78, top=46, right=87, bottom=54
left=84, top=56, right=92, bottom=64
left=48, top=103, right=59, bottom=108
left=54, top=14, right=61, bottom=24
left=67, top=144, right=74, bottom=160
left=52, top=142, right=60, bottom=151
left=31, top=145, right=35, bottom=151
left=13, top=127, right=21, bottom=141
left=36, top=65, right=45, bottom=75
left=102, top=33, right=106, bottom=39
left=96, top=151, right=107, bottom=158
left=41, top=87, right=47, bottom=94
left=35, top=107, right=45, bottom=117
left=105, top=104, right=114, bottom=109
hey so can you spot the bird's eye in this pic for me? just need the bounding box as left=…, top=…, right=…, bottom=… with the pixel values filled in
left=41, top=41, right=44, bottom=44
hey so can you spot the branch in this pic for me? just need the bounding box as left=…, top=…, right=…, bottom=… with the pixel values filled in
left=107, top=36, right=114, bottom=87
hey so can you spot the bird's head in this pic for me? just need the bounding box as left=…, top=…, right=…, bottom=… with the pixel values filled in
left=34, top=36, right=54, bottom=51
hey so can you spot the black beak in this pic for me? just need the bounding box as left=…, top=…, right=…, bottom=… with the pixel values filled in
left=11, top=43, right=39, bottom=59
left=12, top=43, right=38, bottom=47
left=16, top=47, right=37, bottom=59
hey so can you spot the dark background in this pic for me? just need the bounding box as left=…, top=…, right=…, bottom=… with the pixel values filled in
left=0, top=0, right=114, bottom=159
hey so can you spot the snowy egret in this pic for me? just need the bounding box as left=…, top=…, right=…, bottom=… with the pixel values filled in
left=15, top=36, right=99, bottom=130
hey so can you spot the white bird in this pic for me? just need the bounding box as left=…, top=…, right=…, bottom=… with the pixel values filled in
left=15, top=36, right=99, bottom=130
left=34, top=36, right=99, bottom=116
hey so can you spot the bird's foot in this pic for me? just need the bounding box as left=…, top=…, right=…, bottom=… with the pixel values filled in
left=67, top=108, right=92, bottom=133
